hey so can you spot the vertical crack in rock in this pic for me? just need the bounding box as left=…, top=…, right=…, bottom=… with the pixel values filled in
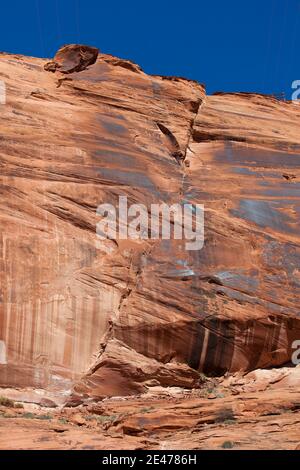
left=82, top=245, right=155, bottom=372
left=180, top=95, right=206, bottom=197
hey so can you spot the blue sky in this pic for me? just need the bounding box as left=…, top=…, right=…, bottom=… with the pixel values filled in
left=0, top=0, right=299, bottom=97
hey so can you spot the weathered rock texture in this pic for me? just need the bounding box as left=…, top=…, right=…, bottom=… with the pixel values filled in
left=44, top=44, right=99, bottom=74
left=1, top=367, right=300, bottom=450
left=0, top=45, right=300, bottom=401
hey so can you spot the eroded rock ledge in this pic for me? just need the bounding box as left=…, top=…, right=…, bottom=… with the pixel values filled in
left=0, top=45, right=300, bottom=403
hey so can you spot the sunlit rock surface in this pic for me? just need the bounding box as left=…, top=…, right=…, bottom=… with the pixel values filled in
left=0, top=45, right=300, bottom=401
left=1, top=366, right=300, bottom=450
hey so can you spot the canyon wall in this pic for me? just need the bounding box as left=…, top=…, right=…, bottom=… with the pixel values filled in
left=0, top=45, right=300, bottom=401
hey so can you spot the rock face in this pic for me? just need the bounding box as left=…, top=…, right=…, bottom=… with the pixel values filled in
left=0, top=45, right=300, bottom=401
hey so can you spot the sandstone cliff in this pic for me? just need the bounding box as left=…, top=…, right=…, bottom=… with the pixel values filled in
left=0, top=45, right=300, bottom=403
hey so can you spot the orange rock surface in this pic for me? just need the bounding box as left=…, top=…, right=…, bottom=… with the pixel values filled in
left=0, top=367, right=299, bottom=450
left=0, top=45, right=300, bottom=406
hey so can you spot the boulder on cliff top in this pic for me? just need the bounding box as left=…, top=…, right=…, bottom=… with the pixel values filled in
left=44, top=44, right=99, bottom=74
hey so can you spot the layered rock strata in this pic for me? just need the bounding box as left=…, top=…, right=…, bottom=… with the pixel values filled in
left=0, top=45, right=300, bottom=400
